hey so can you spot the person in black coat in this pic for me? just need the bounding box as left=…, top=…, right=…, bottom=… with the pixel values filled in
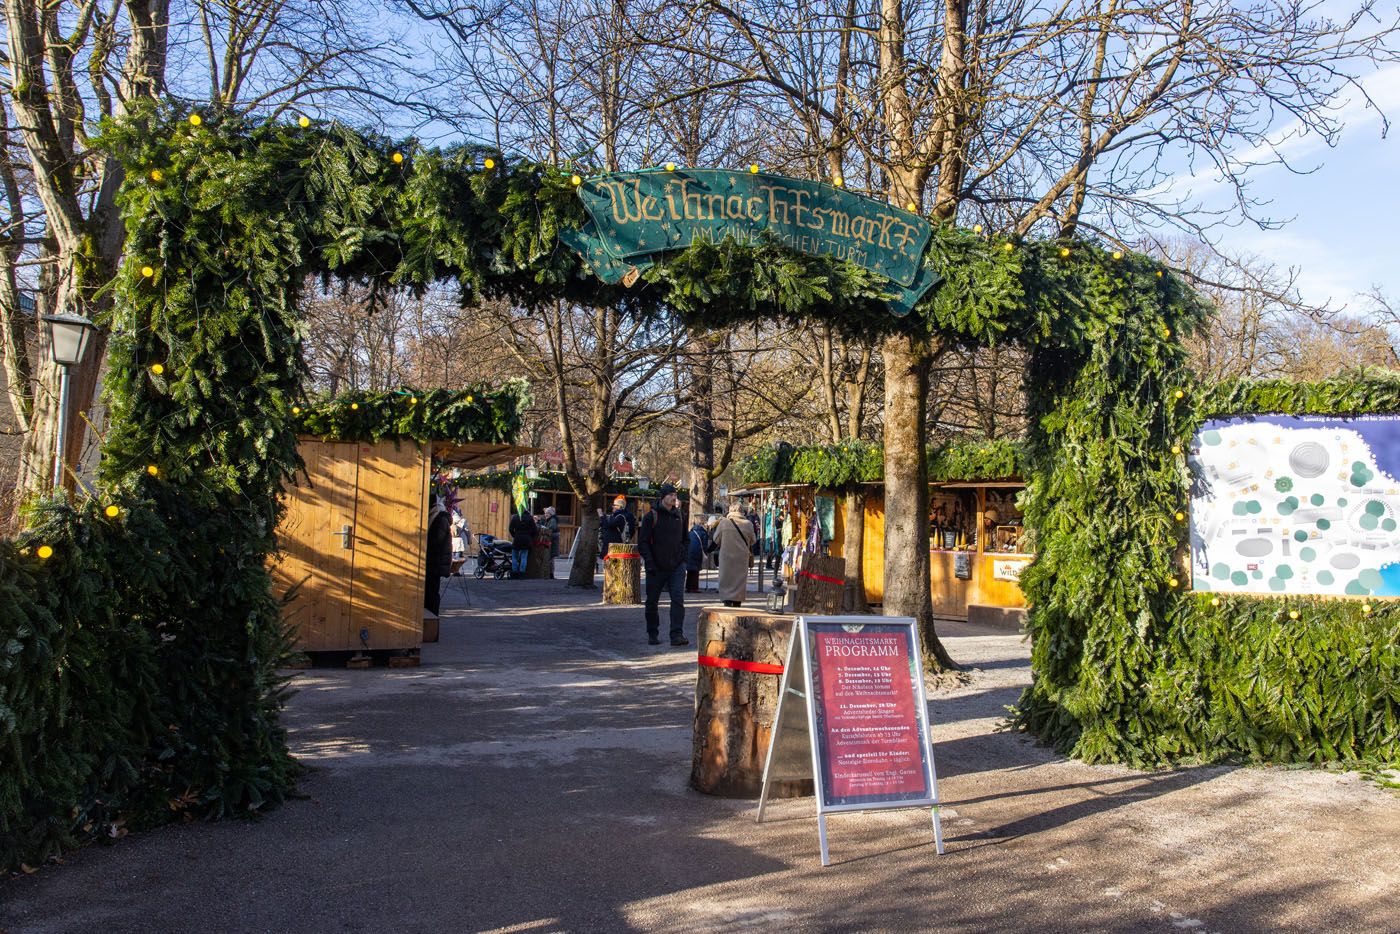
left=638, top=484, right=689, bottom=646
left=508, top=509, right=538, bottom=578
left=685, top=516, right=713, bottom=593
left=425, top=496, right=453, bottom=614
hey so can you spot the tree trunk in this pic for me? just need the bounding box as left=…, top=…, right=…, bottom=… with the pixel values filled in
left=881, top=332, right=956, bottom=670
left=843, top=489, right=869, bottom=612
left=568, top=490, right=605, bottom=587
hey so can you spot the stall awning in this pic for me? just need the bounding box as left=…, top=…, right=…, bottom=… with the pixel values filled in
left=432, top=441, right=539, bottom=470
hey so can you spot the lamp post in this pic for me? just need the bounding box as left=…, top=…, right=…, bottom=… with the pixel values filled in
left=42, top=313, right=96, bottom=491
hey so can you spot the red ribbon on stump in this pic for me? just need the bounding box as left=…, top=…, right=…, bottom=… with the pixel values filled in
left=798, top=569, right=844, bottom=585
left=698, top=655, right=785, bottom=675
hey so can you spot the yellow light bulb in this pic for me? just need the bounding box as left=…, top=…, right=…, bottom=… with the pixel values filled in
left=1171, top=445, right=1182, bottom=455
left=1175, top=511, right=1185, bottom=522
left=189, top=114, right=202, bottom=126
left=665, top=162, right=676, bottom=171
left=1112, top=250, right=1123, bottom=260
left=140, top=265, right=154, bottom=278
left=1156, top=270, right=1164, bottom=278
left=484, top=158, right=495, bottom=170
left=146, top=464, right=159, bottom=476
left=1362, top=603, right=1372, bottom=614
left=1059, top=247, right=1071, bottom=258
left=292, top=406, right=301, bottom=415
left=1174, top=389, right=1185, bottom=399
left=972, top=224, right=982, bottom=234
left=150, top=363, right=164, bottom=376
left=466, top=395, right=474, bottom=403
left=906, top=202, right=917, bottom=212
left=1163, top=327, right=1172, bottom=338
left=1210, top=597, right=1220, bottom=607
left=1003, top=242, right=1014, bottom=252
left=150, top=169, right=164, bottom=182
left=392, top=152, right=404, bottom=164
left=37, top=545, right=54, bottom=560
left=749, top=164, right=759, bottom=174
left=1168, top=577, right=1179, bottom=588
left=1288, top=609, right=1299, bottom=619
left=833, top=176, right=843, bottom=187
left=410, top=396, right=417, bottom=404
left=350, top=402, right=359, bottom=410
left=570, top=175, right=582, bottom=186
left=104, top=505, right=120, bottom=518
left=298, top=116, right=310, bottom=128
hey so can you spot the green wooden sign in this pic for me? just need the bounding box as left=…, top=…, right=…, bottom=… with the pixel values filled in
left=566, top=169, right=941, bottom=315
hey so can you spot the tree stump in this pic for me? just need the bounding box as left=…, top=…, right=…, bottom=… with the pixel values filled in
left=691, top=607, right=814, bottom=798
left=527, top=541, right=552, bottom=579
left=793, top=553, right=846, bottom=615
left=603, top=543, right=641, bottom=604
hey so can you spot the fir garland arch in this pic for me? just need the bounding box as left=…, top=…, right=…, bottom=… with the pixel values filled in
left=12, top=102, right=1392, bottom=871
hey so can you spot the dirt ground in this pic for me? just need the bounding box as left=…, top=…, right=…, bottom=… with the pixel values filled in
left=2, top=572, right=1397, bottom=933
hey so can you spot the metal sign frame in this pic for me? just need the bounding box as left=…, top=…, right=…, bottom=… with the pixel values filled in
left=756, top=614, right=944, bottom=866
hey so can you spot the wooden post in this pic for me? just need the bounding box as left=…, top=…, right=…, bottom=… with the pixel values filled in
left=603, top=542, right=641, bottom=604
left=691, top=607, right=814, bottom=799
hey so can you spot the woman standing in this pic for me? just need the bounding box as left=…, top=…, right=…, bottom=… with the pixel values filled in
left=711, top=503, right=757, bottom=607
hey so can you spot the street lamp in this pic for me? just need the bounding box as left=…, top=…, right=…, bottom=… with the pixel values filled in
left=42, top=313, right=96, bottom=490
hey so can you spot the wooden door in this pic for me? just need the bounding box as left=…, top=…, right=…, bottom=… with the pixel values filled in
left=272, top=441, right=359, bottom=650
left=349, top=441, right=429, bottom=649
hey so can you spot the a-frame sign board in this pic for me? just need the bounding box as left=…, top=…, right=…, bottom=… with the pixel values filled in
left=756, top=615, right=944, bottom=866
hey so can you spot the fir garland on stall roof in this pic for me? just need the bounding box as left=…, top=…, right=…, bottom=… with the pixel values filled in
left=737, top=438, right=1026, bottom=489
left=291, top=383, right=529, bottom=445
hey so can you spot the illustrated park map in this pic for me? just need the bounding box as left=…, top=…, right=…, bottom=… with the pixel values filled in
left=1189, top=415, right=1400, bottom=596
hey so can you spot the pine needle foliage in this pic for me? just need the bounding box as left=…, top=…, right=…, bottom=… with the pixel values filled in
left=1016, top=371, right=1400, bottom=768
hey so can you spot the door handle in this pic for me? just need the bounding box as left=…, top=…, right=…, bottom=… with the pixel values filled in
left=334, top=524, right=353, bottom=549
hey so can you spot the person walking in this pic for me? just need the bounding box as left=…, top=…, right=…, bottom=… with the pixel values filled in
left=638, top=484, right=689, bottom=646
left=686, top=514, right=713, bottom=593
left=712, top=501, right=757, bottom=607
left=508, top=509, right=538, bottom=578
left=425, top=495, right=453, bottom=614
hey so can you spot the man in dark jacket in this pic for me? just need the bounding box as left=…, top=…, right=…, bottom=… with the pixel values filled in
left=425, top=496, right=453, bottom=614
left=508, top=509, right=538, bottom=578
left=638, top=484, right=689, bottom=646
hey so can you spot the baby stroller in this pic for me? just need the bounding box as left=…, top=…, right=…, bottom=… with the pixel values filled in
left=474, top=534, right=513, bottom=579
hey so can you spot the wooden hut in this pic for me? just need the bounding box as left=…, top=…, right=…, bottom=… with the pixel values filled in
left=456, top=471, right=685, bottom=557
left=748, top=479, right=1030, bottom=627
left=272, top=438, right=532, bottom=656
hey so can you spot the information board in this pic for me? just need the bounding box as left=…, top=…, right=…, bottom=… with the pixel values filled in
left=1189, top=414, right=1400, bottom=596
left=757, top=616, right=943, bottom=865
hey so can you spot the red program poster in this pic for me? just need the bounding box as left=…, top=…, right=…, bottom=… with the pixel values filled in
left=807, top=623, right=931, bottom=807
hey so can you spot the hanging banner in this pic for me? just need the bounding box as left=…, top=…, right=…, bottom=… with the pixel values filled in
left=756, top=616, right=943, bottom=866
left=1189, top=414, right=1400, bottom=597
left=569, top=170, right=942, bottom=315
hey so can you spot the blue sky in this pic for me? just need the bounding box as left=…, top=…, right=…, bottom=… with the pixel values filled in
left=1199, top=62, right=1400, bottom=313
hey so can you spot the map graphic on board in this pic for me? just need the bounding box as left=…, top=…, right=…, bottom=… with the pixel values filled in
left=1189, top=414, right=1400, bottom=596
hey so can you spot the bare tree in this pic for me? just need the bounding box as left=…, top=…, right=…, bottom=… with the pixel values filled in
left=0, top=0, right=421, bottom=516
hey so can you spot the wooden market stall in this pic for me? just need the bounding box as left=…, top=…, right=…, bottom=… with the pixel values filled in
left=272, top=438, right=533, bottom=657
left=759, top=479, right=1031, bottom=626
left=456, top=472, right=683, bottom=556
left=860, top=483, right=1031, bottom=627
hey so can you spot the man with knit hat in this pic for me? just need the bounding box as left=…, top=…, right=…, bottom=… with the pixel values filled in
left=638, top=483, right=689, bottom=646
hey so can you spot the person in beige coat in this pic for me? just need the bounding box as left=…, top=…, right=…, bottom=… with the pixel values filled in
left=712, top=503, right=757, bottom=606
